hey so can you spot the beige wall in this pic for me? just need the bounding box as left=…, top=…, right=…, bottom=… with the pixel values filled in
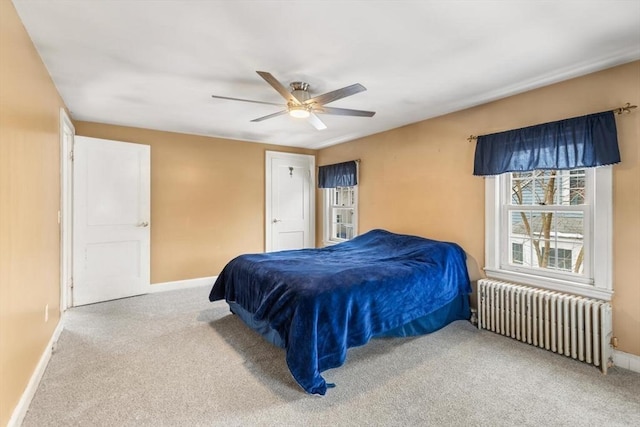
left=0, top=1, right=67, bottom=424
left=318, top=61, right=640, bottom=356
left=73, top=122, right=314, bottom=284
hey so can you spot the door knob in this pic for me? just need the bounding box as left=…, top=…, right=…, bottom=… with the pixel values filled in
left=272, top=218, right=282, bottom=223
left=137, top=221, right=149, bottom=227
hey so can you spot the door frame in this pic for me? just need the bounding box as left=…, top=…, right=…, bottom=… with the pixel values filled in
left=59, top=108, right=75, bottom=311
left=265, top=151, right=315, bottom=252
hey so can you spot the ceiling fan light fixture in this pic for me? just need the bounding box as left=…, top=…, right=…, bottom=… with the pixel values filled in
left=289, top=106, right=310, bottom=119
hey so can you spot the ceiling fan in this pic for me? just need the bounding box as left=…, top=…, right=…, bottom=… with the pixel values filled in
left=211, top=71, right=375, bottom=130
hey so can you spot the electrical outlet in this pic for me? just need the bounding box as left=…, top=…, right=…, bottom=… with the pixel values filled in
left=45, top=304, right=49, bottom=323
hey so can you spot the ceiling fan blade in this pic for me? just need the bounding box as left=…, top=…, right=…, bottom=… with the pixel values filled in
left=211, top=95, right=283, bottom=106
left=250, top=110, right=288, bottom=122
left=307, top=112, right=327, bottom=130
left=306, top=83, right=366, bottom=106
left=315, top=106, right=376, bottom=117
left=256, top=71, right=301, bottom=105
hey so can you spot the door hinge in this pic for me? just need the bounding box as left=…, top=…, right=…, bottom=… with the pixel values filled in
left=70, top=277, right=74, bottom=289
left=69, top=150, right=74, bottom=161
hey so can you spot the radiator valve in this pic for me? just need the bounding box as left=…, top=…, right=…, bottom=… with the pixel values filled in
left=469, top=308, right=478, bottom=326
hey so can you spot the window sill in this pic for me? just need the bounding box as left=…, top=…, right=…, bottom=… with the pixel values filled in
left=484, top=268, right=613, bottom=301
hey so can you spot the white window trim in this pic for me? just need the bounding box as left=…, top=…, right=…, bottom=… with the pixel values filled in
left=484, top=166, right=613, bottom=301
left=323, top=186, right=358, bottom=246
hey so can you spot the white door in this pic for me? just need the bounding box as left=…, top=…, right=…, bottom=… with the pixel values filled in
left=73, top=136, right=150, bottom=306
left=265, top=151, right=315, bottom=252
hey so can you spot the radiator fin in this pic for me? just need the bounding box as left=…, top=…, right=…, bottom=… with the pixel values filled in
left=477, top=279, right=612, bottom=373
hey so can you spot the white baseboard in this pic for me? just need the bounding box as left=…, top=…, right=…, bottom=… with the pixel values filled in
left=613, top=349, right=640, bottom=373
left=148, top=276, right=217, bottom=293
left=8, top=314, right=66, bottom=427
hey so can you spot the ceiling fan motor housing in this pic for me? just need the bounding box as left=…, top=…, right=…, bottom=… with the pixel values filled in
left=290, top=82, right=311, bottom=103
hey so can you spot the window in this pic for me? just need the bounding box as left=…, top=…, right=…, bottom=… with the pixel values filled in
left=485, top=166, right=613, bottom=300
left=324, top=186, right=358, bottom=245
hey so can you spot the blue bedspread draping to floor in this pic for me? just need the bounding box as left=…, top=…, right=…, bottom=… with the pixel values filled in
left=209, top=229, right=471, bottom=394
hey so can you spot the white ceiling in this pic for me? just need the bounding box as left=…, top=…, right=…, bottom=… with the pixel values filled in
left=13, top=1, right=640, bottom=149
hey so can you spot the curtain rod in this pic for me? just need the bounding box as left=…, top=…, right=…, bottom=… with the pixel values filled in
left=466, top=102, right=637, bottom=142
left=317, top=159, right=360, bottom=168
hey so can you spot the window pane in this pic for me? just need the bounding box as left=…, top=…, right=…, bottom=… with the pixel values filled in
left=555, top=211, right=584, bottom=237
left=331, top=207, right=354, bottom=240
left=530, top=211, right=547, bottom=237
left=512, top=169, right=587, bottom=207
left=511, top=173, right=532, bottom=205
left=341, top=188, right=349, bottom=205
left=333, top=186, right=355, bottom=208
left=554, top=169, right=586, bottom=206
left=569, top=169, right=585, bottom=205
left=510, top=211, right=529, bottom=236
left=509, top=209, right=584, bottom=275
left=511, top=242, right=524, bottom=264
left=534, top=170, right=558, bottom=205
left=511, top=171, right=557, bottom=205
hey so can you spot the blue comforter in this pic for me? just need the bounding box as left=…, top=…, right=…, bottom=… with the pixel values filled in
left=209, top=229, right=471, bottom=394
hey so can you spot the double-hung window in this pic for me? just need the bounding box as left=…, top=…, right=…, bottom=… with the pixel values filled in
left=485, top=167, right=613, bottom=300
left=318, top=160, right=359, bottom=245
left=476, top=111, right=619, bottom=301
left=324, top=186, right=358, bottom=244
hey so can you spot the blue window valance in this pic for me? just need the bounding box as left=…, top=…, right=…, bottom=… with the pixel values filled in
left=473, top=111, right=620, bottom=176
left=318, top=160, right=358, bottom=188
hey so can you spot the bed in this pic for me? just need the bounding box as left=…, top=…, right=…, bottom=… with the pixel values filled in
left=209, top=229, right=471, bottom=395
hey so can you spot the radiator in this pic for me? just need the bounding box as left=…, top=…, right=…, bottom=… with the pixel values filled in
left=477, top=279, right=613, bottom=373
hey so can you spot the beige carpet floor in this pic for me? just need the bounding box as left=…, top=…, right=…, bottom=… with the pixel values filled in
left=22, top=286, right=640, bottom=426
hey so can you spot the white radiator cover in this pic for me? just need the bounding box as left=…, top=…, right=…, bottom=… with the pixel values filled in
left=477, top=279, right=613, bottom=373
